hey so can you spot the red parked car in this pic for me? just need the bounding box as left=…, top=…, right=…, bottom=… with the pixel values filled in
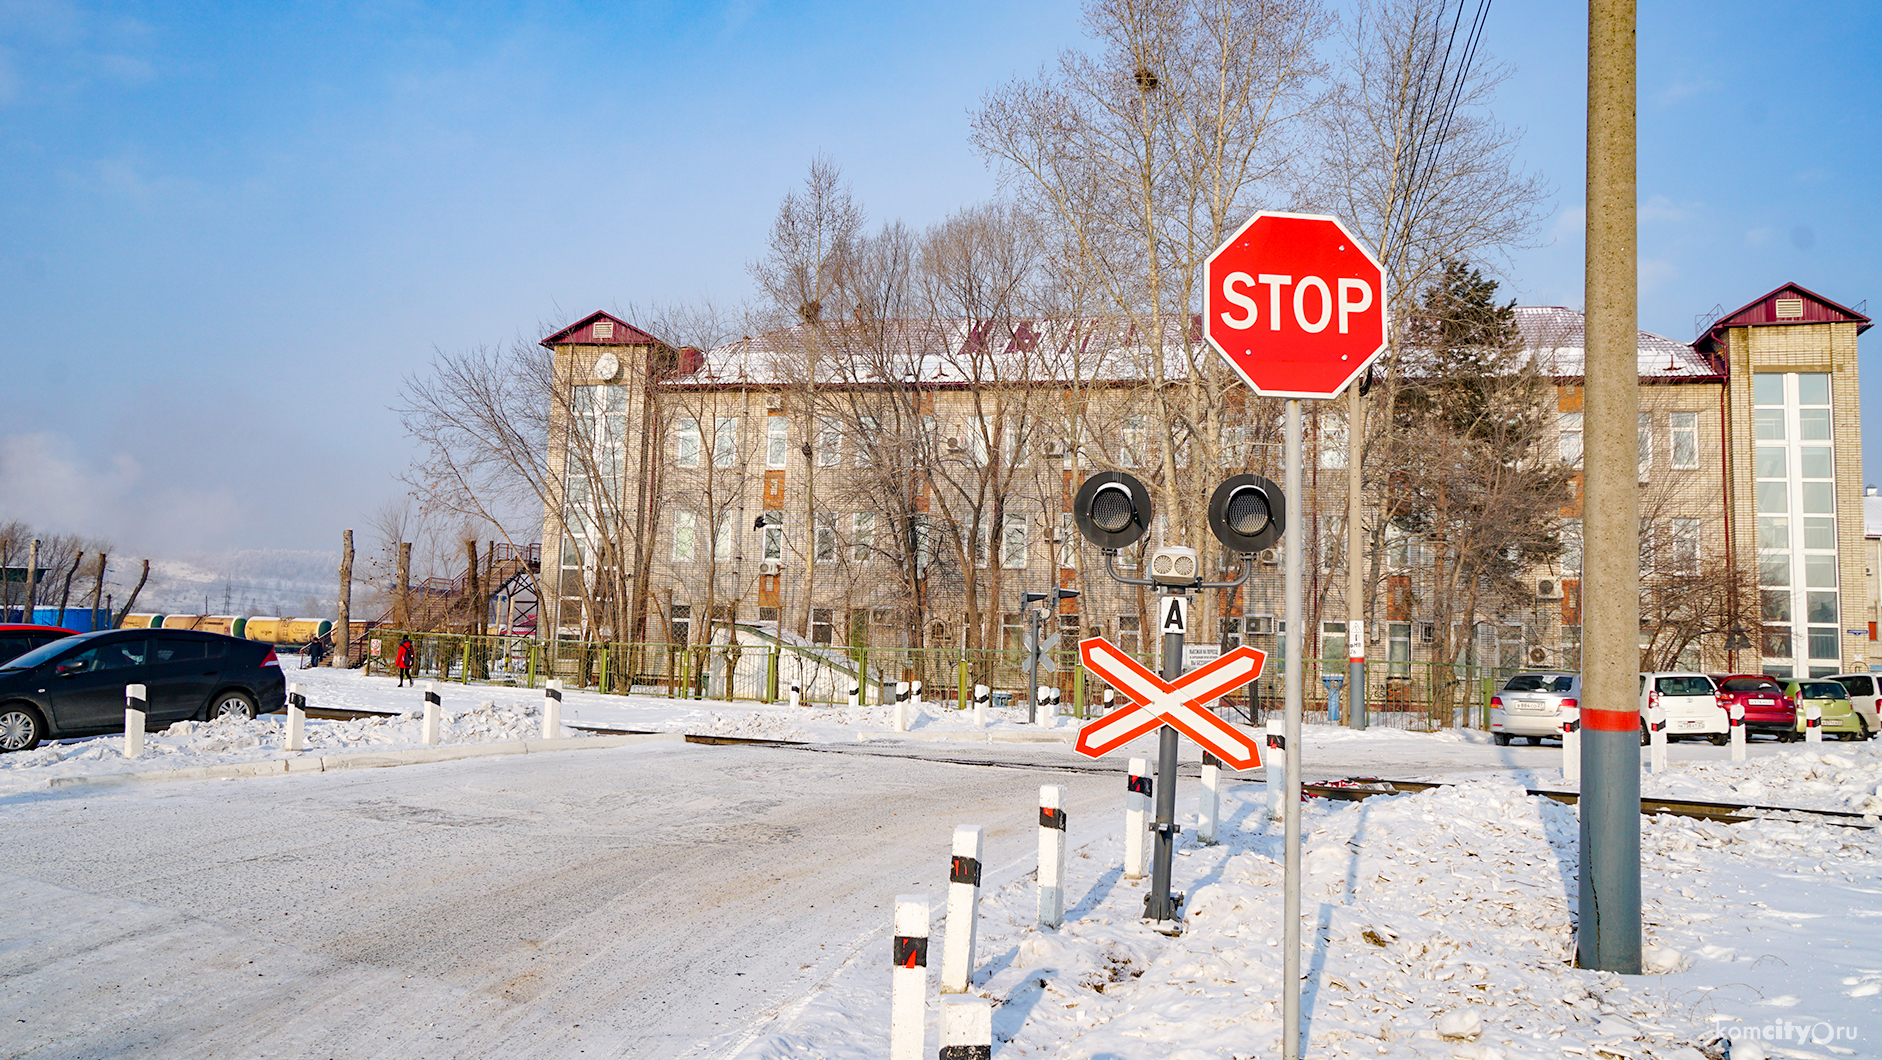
left=1710, top=674, right=1798, bottom=741
left=0, top=625, right=79, bottom=666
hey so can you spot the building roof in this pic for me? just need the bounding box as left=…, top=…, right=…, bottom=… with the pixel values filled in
left=1512, top=306, right=1722, bottom=380
left=1693, top=282, right=1872, bottom=353
left=539, top=311, right=667, bottom=349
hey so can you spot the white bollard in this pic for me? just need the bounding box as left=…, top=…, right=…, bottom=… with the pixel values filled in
left=1265, top=719, right=1286, bottom=820
left=847, top=680, right=860, bottom=709
left=940, top=825, right=983, bottom=994
left=1729, top=703, right=1746, bottom=761
left=972, top=684, right=989, bottom=728
left=286, top=683, right=306, bottom=752
left=1804, top=701, right=1822, bottom=744
left=1037, top=685, right=1053, bottom=723
left=1102, top=688, right=1116, bottom=712
left=910, top=680, right=923, bottom=711
left=1561, top=706, right=1580, bottom=785
left=890, top=896, right=928, bottom=1060
left=939, top=996, right=993, bottom=1060
left=1647, top=697, right=1667, bottom=774
left=789, top=681, right=801, bottom=708
left=1038, top=785, right=1066, bottom=928
left=1198, top=762, right=1221, bottom=845
left=124, top=684, right=146, bottom=759
left=423, top=683, right=441, bottom=745
left=542, top=679, right=563, bottom=739
left=1124, top=756, right=1150, bottom=879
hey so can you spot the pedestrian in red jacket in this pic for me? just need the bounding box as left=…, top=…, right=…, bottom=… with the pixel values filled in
left=395, top=636, right=414, bottom=687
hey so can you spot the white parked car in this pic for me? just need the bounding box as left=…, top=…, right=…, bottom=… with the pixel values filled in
left=1827, top=672, right=1880, bottom=737
left=1638, top=671, right=1729, bottom=744
left=1489, top=672, right=1580, bottom=746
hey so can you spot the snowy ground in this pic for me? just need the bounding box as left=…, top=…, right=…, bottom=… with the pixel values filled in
left=740, top=777, right=1882, bottom=1060
left=2, top=666, right=1879, bottom=1059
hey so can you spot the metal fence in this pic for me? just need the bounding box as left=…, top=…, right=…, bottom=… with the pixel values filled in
left=346, top=629, right=1502, bottom=729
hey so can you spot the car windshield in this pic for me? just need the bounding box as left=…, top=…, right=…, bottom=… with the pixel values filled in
left=0, top=630, right=110, bottom=672
left=1719, top=677, right=1781, bottom=693
left=1655, top=676, right=1713, bottom=697
left=1797, top=681, right=1845, bottom=700
left=1502, top=674, right=1573, bottom=693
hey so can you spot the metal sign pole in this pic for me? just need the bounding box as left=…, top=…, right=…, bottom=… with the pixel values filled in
left=1282, top=399, right=1304, bottom=1060
left=1026, top=608, right=1041, bottom=724
left=1146, top=592, right=1184, bottom=923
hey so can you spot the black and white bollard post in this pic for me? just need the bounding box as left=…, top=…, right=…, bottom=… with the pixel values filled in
left=1124, top=756, right=1150, bottom=879
left=286, top=683, right=307, bottom=752
left=940, top=826, right=983, bottom=994
left=423, top=682, right=442, bottom=745
left=910, top=680, right=923, bottom=712
left=847, top=679, right=861, bottom=709
left=1036, top=685, right=1052, bottom=723
left=1050, top=686, right=1063, bottom=718
left=124, top=683, right=147, bottom=759
left=1804, top=700, right=1822, bottom=744
left=542, top=679, right=563, bottom=739
left=938, top=996, right=993, bottom=1060
left=1729, top=702, right=1746, bottom=761
left=1102, top=688, right=1116, bottom=712
left=1646, top=693, right=1667, bottom=774
left=789, top=680, right=801, bottom=709
left=972, top=684, right=989, bottom=728
left=1038, top=784, right=1066, bottom=928
left=893, top=682, right=910, bottom=732
left=1197, top=759, right=1220, bottom=845
left=890, top=895, right=928, bottom=1060
left=1265, top=719, right=1286, bottom=820
left=1562, top=705, right=1581, bottom=785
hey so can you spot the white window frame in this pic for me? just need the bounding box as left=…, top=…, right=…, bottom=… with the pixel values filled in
left=672, top=510, right=697, bottom=562
left=713, top=416, right=740, bottom=469
left=1668, top=411, right=1699, bottom=470
left=1558, top=412, right=1583, bottom=465
left=818, top=417, right=841, bottom=467
left=852, top=512, right=874, bottom=563
left=1001, top=513, right=1029, bottom=570
left=675, top=419, right=701, bottom=469
left=766, top=416, right=789, bottom=468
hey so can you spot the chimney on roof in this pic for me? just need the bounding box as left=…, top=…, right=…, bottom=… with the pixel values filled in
left=1868, top=484, right=1879, bottom=497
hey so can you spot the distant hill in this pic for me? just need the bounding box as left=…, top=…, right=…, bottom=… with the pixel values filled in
left=128, top=549, right=341, bottom=619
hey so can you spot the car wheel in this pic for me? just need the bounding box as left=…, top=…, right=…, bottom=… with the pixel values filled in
left=207, top=691, right=257, bottom=722
left=1708, top=732, right=1728, bottom=746
left=1851, top=716, right=1871, bottom=742
left=0, top=704, right=44, bottom=753
left=1493, top=733, right=1511, bottom=746
left=1526, top=735, right=1543, bottom=746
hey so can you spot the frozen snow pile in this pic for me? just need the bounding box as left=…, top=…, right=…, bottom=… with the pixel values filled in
left=1642, top=741, right=1882, bottom=814
left=0, top=698, right=582, bottom=793
left=743, top=778, right=1882, bottom=1059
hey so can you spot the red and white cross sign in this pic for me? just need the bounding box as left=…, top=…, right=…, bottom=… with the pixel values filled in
left=1075, top=636, right=1267, bottom=770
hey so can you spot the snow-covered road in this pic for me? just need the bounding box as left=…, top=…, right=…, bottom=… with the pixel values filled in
left=0, top=741, right=1122, bottom=1060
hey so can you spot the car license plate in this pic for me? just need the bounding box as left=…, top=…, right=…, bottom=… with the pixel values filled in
left=1750, top=698, right=1773, bottom=705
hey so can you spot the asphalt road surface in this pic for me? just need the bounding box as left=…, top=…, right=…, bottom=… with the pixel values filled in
left=0, top=741, right=1130, bottom=1060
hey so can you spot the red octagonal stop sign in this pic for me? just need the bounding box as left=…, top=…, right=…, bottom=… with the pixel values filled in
left=1205, top=212, right=1387, bottom=399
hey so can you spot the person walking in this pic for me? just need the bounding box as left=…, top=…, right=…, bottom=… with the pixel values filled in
left=306, top=634, right=327, bottom=669
left=395, top=635, right=414, bottom=687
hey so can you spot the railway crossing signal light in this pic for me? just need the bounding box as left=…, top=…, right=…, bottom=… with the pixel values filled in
left=1207, top=474, right=1286, bottom=555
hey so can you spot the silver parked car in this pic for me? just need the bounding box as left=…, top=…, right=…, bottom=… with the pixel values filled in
left=1489, top=671, right=1580, bottom=745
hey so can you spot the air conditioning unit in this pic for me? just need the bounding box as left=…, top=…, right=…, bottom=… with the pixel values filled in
left=945, top=436, right=965, bottom=452
left=1535, top=577, right=1564, bottom=600
left=1247, top=614, right=1277, bottom=635
left=1528, top=646, right=1549, bottom=665
left=764, top=393, right=784, bottom=410
left=759, top=560, right=781, bottom=576
left=1259, top=547, right=1282, bottom=565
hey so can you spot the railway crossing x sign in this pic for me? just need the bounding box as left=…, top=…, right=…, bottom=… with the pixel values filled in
left=1075, top=636, right=1267, bottom=770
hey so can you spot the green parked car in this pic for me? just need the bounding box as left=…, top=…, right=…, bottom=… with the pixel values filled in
left=1783, top=680, right=1869, bottom=741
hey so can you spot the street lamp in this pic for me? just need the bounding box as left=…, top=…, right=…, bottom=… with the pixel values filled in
left=1070, top=469, right=1286, bottom=924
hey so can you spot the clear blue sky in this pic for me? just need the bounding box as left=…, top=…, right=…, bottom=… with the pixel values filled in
left=1, top=0, right=1876, bottom=557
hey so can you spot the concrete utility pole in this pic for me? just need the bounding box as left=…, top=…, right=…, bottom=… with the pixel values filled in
left=24, top=538, right=40, bottom=621
left=1347, top=383, right=1367, bottom=729
left=1281, top=399, right=1305, bottom=1059
left=396, top=541, right=412, bottom=631
left=1578, top=0, right=1642, bottom=975
left=337, top=529, right=354, bottom=669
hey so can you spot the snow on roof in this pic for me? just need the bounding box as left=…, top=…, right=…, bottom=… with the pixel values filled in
left=1867, top=493, right=1882, bottom=538
left=1512, top=306, right=1722, bottom=380
left=663, top=308, right=1719, bottom=389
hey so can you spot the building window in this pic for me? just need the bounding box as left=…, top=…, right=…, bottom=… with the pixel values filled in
left=1116, top=615, right=1142, bottom=656
left=1120, top=417, right=1143, bottom=468
left=818, top=418, right=841, bottom=466
left=852, top=513, right=874, bottom=562
left=1559, top=519, right=1583, bottom=572
left=1389, top=621, right=1412, bottom=674
left=811, top=608, right=833, bottom=645
left=1001, top=513, right=1028, bottom=570
left=1753, top=371, right=1840, bottom=676
left=669, top=603, right=690, bottom=645
left=1318, top=415, right=1347, bottom=470
left=675, top=419, right=701, bottom=468
left=758, top=606, right=779, bottom=623
left=1558, top=412, right=1583, bottom=465
left=767, top=417, right=789, bottom=468
left=1560, top=625, right=1582, bottom=671
left=1000, top=612, right=1025, bottom=653
left=815, top=512, right=836, bottom=562
left=856, top=417, right=878, bottom=467
left=1668, top=411, right=1698, bottom=470
left=762, top=511, right=783, bottom=561
left=672, top=511, right=697, bottom=562
left=714, top=511, right=733, bottom=563
left=713, top=417, right=740, bottom=468
left=1636, top=412, right=1652, bottom=478
left=1669, top=517, right=1700, bottom=574
left=1059, top=513, right=1077, bottom=569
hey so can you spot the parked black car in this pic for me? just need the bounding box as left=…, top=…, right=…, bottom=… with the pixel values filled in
left=0, top=628, right=286, bottom=752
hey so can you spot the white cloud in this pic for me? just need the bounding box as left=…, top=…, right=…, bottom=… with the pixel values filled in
left=1640, top=194, right=1697, bottom=224
left=1547, top=206, right=1585, bottom=246
left=1637, top=258, right=1679, bottom=297
left=0, top=432, right=140, bottom=536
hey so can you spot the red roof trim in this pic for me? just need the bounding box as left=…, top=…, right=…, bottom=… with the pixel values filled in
left=1696, top=282, right=1872, bottom=350
left=539, top=311, right=667, bottom=349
